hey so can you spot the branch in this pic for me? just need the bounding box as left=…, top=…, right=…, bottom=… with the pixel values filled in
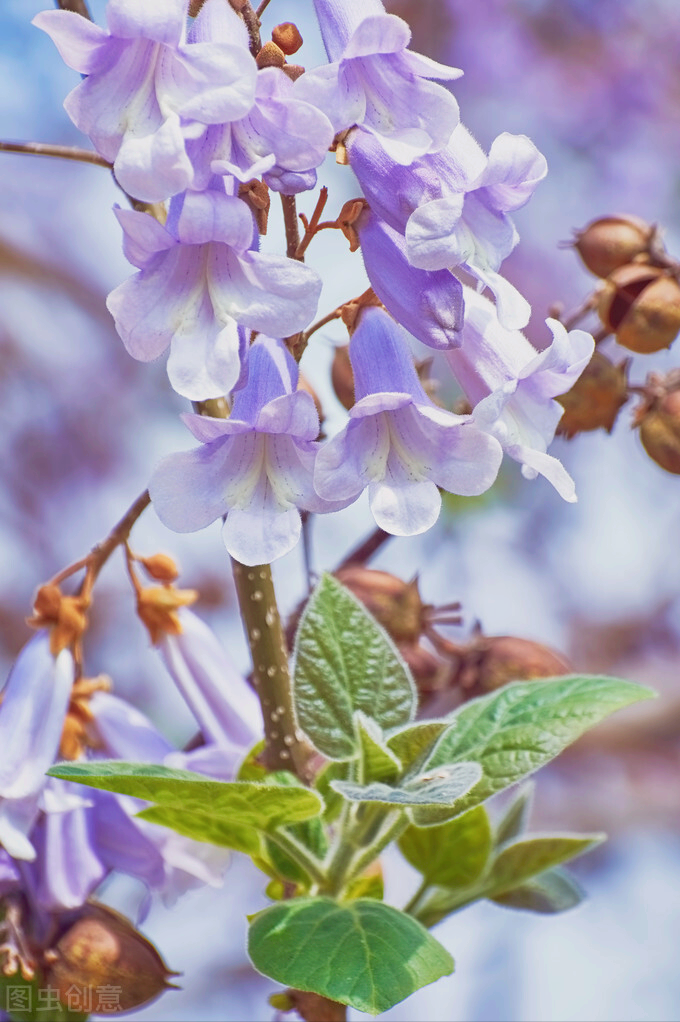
left=334, top=526, right=392, bottom=571
left=0, top=141, right=110, bottom=168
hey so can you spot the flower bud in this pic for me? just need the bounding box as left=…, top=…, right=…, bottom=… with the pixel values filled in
left=634, top=380, right=680, bottom=474
left=455, top=635, right=570, bottom=698
left=331, top=345, right=355, bottom=409
left=282, top=64, right=305, bottom=82
left=138, top=553, right=179, bottom=584
left=272, top=23, right=303, bottom=56
left=256, top=41, right=286, bottom=69
left=45, top=903, right=178, bottom=1014
left=334, top=567, right=425, bottom=644
left=137, top=585, right=198, bottom=645
left=598, top=265, right=680, bottom=354
left=573, top=214, right=653, bottom=278
left=29, top=585, right=89, bottom=656
left=557, top=352, right=629, bottom=437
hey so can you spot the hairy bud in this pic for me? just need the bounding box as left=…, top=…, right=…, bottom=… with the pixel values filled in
left=573, top=214, right=653, bottom=278
left=331, top=345, right=355, bottom=409
left=256, top=41, right=286, bottom=69
left=598, top=265, right=680, bottom=353
left=557, top=351, right=629, bottom=437
left=29, top=584, right=89, bottom=656
left=137, top=585, right=198, bottom=644
left=272, top=23, right=303, bottom=56
left=44, top=904, right=178, bottom=1014
left=138, top=553, right=180, bottom=584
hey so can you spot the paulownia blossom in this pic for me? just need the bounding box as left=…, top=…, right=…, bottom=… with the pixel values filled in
left=107, top=187, right=322, bottom=401
left=297, top=0, right=462, bottom=164
left=187, top=0, right=334, bottom=194
left=314, top=306, right=503, bottom=535
left=348, top=124, right=547, bottom=329
left=446, top=286, right=595, bottom=501
left=150, top=337, right=346, bottom=565
left=34, top=0, right=258, bottom=202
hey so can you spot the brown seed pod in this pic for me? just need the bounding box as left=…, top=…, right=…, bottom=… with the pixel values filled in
left=272, top=22, right=303, bottom=56
left=557, top=351, right=629, bottom=437
left=636, top=387, right=680, bottom=475
left=330, top=345, right=355, bottom=410
left=573, top=214, right=653, bottom=278
left=44, top=904, right=178, bottom=1015
left=334, top=567, right=426, bottom=644
left=598, top=265, right=680, bottom=353
left=398, top=641, right=448, bottom=696
left=454, top=635, right=571, bottom=698
left=256, top=41, right=286, bottom=69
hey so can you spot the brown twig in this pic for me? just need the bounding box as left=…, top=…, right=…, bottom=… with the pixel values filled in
left=235, top=0, right=263, bottom=57
left=296, top=187, right=329, bottom=259
left=334, top=526, right=392, bottom=572
left=255, top=0, right=274, bottom=15
left=80, top=490, right=151, bottom=597
left=0, top=141, right=111, bottom=169
left=56, top=0, right=92, bottom=17
left=561, top=293, right=598, bottom=331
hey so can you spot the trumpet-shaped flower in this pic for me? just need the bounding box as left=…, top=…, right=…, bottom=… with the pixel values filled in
left=298, top=1, right=461, bottom=163
left=34, top=0, right=258, bottom=202
left=446, top=287, right=595, bottom=501
left=107, top=188, right=322, bottom=400
left=356, top=208, right=464, bottom=350
left=0, top=633, right=73, bottom=861
left=314, top=306, right=503, bottom=534
left=348, top=125, right=546, bottom=329
left=150, top=337, right=345, bottom=565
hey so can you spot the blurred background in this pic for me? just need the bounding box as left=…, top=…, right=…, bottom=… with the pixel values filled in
left=2, top=0, right=680, bottom=1018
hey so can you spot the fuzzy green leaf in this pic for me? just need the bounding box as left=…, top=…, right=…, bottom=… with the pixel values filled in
left=399, top=806, right=493, bottom=888
left=492, top=867, right=585, bottom=914
left=331, top=762, right=481, bottom=808
left=292, top=574, right=416, bottom=759
left=248, top=897, right=453, bottom=1015
left=485, top=833, right=604, bottom=897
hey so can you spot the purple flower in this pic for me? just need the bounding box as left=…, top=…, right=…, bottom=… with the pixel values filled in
left=150, top=337, right=345, bottom=565
left=348, top=125, right=546, bottom=329
left=157, top=607, right=262, bottom=778
left=314, top=307, right=503, bottom=534
left=356, top=208, right=464, bottom=350
left=297, top=2, right=461, bottom=164
left=0, top=633, right=73, bottom=860
left=107, top=188, right=322, bottom=400
left=446, top=287, right=595, bottom=501
left=34, top=0, right=257, bottom=202
left=186, top=2, right=334, bottom=194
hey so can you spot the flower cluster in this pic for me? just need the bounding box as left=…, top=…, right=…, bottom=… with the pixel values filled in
left=36, top=0, right=594, bottom=564
left=0, top=615, right=261, bottom=918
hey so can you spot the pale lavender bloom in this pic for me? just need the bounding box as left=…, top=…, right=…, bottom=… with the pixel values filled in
left=349, top=125, right=546, bottom=329
left=314, top=307, right=503, bottom=534
left=33, top=0, right=257, bottom=202
left=446, top=287, right=595, bottom=501
left=150, top=337, right=344, bottom=565
left=297, top=2, right=461, bottom=164
left=356, top=208, right=464, bottom=350
left=186, top=1, right=334, bottom=194
left=107, top=188, right=321, bottom=400
left=157, top=607, right=262, bottom=778
left=0, top=633, right=73, bottom=861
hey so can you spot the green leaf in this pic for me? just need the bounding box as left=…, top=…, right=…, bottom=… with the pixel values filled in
left=248, top=897, right=454, bottom=1015
left=386, top=720, right=448, bottom=774
left=345, top=867, right=384, bottom=902
left=292, top=574, right=416, bottom=759
left=418, top=675, right=654, bottom=820
left=331, top=762, right=482, bottom=808
left=313, top=760, right=347, bottom=824
left=49, top=763, right=323, bottom=851
left=491, top=867, right=585, bottom=914
left=494, top=783, right=534, bottom=847
left=399, top=806, right=492, bottom=888
left=354, top=712, right=402, bottom=783
left=485, top=833, right=604, bottom=897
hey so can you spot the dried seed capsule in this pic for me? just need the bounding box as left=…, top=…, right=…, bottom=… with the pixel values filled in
left=45, top=904, right=178, bottom=1014
left=455, top=635, right=571, bottom=697
left=256, top=41, right=286, bottom=69
left=334, top=566, right=425, bottom=644
left=637, top=388, right=680, bottom=474
left=272, top=22, right=303, bottom=56
left=573, top=214, right=653, bottom=278
left=398, top=641, right=448, bottom=696
left=599, top=265, right=680, bottom=353
left=557, top=351, right=629, bottom=437
left=331, top=345, right=355, bottom=410
left=138, top=553, right=179, bottom=583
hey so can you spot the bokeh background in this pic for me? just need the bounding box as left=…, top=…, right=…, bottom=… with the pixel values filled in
left=2, top=0, right=680, bottom=1019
